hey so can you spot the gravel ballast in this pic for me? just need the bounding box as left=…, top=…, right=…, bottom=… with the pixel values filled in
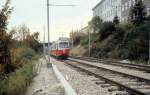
left=50, top=57, right=111, bottom=95
left=69, top=58, right=150, bottom=80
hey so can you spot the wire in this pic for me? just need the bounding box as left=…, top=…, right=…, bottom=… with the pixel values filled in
left=49, top=4, right=76, bottom=6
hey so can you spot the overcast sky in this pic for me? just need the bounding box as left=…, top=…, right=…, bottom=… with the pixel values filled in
left=0, top=0, right=101, bottom=42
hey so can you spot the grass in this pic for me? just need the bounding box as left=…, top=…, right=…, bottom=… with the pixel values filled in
left=0, top=63, right=34, bottom=95
left=70, top=45, right=87, bottom=57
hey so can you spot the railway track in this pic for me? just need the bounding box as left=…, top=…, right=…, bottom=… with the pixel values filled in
left=70, top=56, right=150, bottom=73
left=63, top=59, right=150, bottom=95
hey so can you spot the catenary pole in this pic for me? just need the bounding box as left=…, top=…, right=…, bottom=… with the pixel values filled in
left=148, top=7, right=150, bottom=64
left=47, top=0, right=50, bottom=61
left=48, top=3, right=76, bottom=56
left=43, top=25, right=46, bottom=55
left=87, top=0, right=91, bottom=57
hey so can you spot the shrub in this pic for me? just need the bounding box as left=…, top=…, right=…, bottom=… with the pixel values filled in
left=80, top=34, right=89, bottom=46
left=0, top=63, right=34, bottom=95
left=11, top=47, right=36, bottom=68
left=80, top=33, right=97, bottom=46
left=99, top=22, right=115, bottom=40
left=122, top=22, right=149, bottom=61
left=70, top=31, right=85, bottom=46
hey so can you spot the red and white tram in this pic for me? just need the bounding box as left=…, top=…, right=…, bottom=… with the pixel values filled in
left=50, top=38, right=70, bottom=59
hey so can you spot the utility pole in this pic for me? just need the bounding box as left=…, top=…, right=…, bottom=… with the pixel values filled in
left=43, top=25, right=46, bottom=55
left=71, top=28, right=74, bottom=49
left=48, top=3, right=76, bottom=51
left=47, top=0, right=50, bottom=61
left=88, top=29, right=91, bottom=57
left=148, top=7, right=150, bottom=64
left=87, top=0, right=91, bottom=57
left=147, top=7, right=150, bottom=64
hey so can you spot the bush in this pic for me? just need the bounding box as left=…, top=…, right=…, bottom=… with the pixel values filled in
left=21, top=48, right=35, bottom=60
left=91, top=21, right=149, bottom=61
left=11, top=47, right=36, bottom=68
left=80, top=33, right=96, bottom=46
left=99, top=22, right=115, bottom=40
left=0, top=63, right=34, bottom=95
left=70, top=31, right=85, bottom=46
left=80, top=34, right=89, bottom=46
left=121, top=22, right=149, bottom=61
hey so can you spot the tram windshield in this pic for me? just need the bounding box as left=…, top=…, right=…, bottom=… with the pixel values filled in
left=59, top=42, right=69, bottom=48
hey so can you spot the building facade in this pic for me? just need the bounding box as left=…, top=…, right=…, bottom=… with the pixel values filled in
left=93, top=0, right=150, bottom=23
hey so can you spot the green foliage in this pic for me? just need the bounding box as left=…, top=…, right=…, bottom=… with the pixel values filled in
left=72, top=1, right=149, bottom=62
left=18, top=24, right=30, bottom=41
left=0, top=0, right=12, bottom=32
left=0, top=63, right=34, bottom=95
left=119, top=23, right=134, bottom=31
left=70, top=30, right=84, bottom=45
left=20, top=47, right=35, bottom=60
left=123, top=22, right=149, bottom=60
left=0, top=0, right=14, bottom=73
left=25, top=33, right=41, bottom=52
left=113, top=15, right=120, bottom=25
left=88, top=16, right=103, bottom=34
left=11, top=47, right=36, bottom=68
left=129, top=0, right=147, bottom=25
left=80, top=33, right=96, bottom=46
left=78, top=18, right=149, bottom=62
left=99, top=22, right=115, bottom=40
left=80, top=34, right=89, bottom=46
left=146, top=15, right=150, bottom=21
left=16, top=25, right=42, bottom=52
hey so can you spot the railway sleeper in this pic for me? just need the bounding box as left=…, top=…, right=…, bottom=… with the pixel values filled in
left=111, top=91, right=129, bottom=95
left=101, top=84, right=111, bottom=88
left=123, top=82, right=147, bottom=86
left=107, top=86, right=119, bottom=92
left=103, top=75, right=116, bottom=78
left=129, top=85, right=150, bottom=89
left=95, top=81, right=106, bottom=85
left=136, top=89, right=150, bottom=94
left=103, top=74, right=117, bottom=76
left=115, top=79, right=137, bottom=83
left=104, top=76, right=125, bottom=79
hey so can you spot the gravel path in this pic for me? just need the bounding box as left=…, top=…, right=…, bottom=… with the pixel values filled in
left=69, top=58, right=150, bottom=80
left=26, top=58, right=65, bottom=95
left=50, top=57, right=110, bottom=95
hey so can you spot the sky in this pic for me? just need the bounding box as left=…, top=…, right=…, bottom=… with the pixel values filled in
left=0, top=0, right=101, bottom=42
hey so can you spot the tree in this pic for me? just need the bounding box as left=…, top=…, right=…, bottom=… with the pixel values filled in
left=129, top=0, right=147, bottom=25
left=0, top=0, right=14, bottom=73
left=25, top=32, right=41, bottom=52
left=113, top=15, right=120, bottom=25
left=70, top=30, right=84, bottom=45
left=88, top=16, right=103, bottom=36
left=18, top=24, right=30, bottom=41
left=99, top=22, right=115, bottom=40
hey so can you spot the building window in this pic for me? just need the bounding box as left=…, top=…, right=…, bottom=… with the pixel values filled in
left=125, top=2, right=128, bottom=10
left=122, top=5, right=124, bottom=11
left=132, top=0, right=135, bottom=5
left=129, top=0, right=132, bottom=7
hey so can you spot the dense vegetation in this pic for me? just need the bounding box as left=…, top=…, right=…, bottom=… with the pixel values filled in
left=0, top=0, right=42, bottom=95
left=70, top=0, right=149, bottom=62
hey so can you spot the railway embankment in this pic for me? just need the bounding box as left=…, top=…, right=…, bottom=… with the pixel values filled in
left=70, top=17, right=149, bottom=63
